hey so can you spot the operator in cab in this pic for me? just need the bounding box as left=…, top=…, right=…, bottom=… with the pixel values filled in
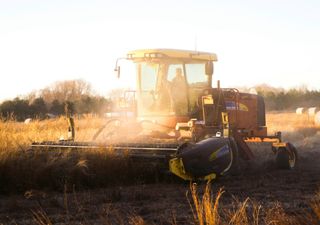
left=170, top=68, right=188, bottom=115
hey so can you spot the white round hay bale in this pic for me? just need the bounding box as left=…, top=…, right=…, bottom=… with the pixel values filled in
left=308, top=107, right=319, bottom=116
left=296, top=107, right=305, bottom=115
left=24, top=118, right=32, bottom=124
left=315, top=111, right=320, bottom=126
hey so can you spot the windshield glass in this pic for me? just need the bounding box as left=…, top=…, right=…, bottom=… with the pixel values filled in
left=185, top=63, right=210, bottom=113
left=137, top=62, right=159, bottom=115
left=136, top=61, right=209, bottom=116
left=185, top=63, right=208, bottom=87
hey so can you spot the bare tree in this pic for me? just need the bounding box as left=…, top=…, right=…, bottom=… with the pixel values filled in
left=39, top=79, right=92, bottom=103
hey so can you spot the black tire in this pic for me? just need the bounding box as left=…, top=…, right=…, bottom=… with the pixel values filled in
left=276, top=143, right=298, bottom=169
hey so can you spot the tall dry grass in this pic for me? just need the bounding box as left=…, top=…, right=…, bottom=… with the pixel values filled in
left=0, top=116, right=162, bottom=193
left=190, top=184, right=320, bottom=225
left=267, top=112, right=320, bottom=150
left=266, top=112, right=313, bottom=133
left=189, top=183, right=265, bottom=225
left=189, top=183, right=223, bottom=225
left=0, top=115, right=105, bottom=153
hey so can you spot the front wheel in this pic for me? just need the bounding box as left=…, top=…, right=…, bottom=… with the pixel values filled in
left=275, top=143, right=298, bottom=169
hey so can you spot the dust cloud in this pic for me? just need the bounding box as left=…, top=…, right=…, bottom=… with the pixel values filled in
left=283, top=128, right=320, bottom=152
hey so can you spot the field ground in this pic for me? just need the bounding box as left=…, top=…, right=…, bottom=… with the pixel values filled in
left=0, top=112, right=319, bottom=224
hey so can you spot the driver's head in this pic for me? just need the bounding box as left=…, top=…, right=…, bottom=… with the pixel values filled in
left=176, top=68, right=183, bottom=77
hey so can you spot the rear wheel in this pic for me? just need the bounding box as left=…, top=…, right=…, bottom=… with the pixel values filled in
left=276, top=143, right=298, bottom=169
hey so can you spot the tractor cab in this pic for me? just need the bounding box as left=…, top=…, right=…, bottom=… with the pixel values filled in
left=116, top=49, right=217, bottom=129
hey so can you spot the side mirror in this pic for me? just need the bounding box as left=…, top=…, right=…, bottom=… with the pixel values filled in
left=114, top=66, right=120, bottom=79
left=205, top=61, right=214, bottom=76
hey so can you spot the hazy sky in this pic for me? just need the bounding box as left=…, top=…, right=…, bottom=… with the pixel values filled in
left=1, top=0, right=320, bottom=101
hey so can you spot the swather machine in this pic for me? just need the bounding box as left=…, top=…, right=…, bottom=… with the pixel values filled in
left=32, top=49, right=298, bottom=181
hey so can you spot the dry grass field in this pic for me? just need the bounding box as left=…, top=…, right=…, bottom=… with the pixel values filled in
left=0, top=112, right=319, bottom=224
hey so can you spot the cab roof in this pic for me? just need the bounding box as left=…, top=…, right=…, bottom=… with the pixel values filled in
left=127, top=49, right=218, bottom=61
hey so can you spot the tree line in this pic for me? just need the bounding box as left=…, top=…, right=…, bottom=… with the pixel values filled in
left=0, top=80, right=112, bottom=121
left=243, top=84, right=320, bottom=111
left=1, top=80, right=320, bottom=121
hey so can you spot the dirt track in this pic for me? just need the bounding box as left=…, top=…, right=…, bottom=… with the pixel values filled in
left=0, top=144, right=319, bottom=225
